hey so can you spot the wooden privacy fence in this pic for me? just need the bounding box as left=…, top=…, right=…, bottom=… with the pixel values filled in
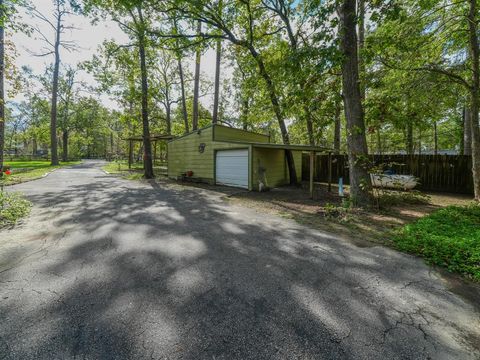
left=302, top=154, right=474, bottom=195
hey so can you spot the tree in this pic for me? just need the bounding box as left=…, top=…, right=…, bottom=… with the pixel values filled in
left=151, top=50, right=180, bottom=135
left=171, top=16, right=189, bottom=133
left=29, top=0, right=77, bottom=165
left=159, top=0, right=298, bottom=183
left=370, top=0, right=480, bottom=200
left=338, top=0, right=372, bottom=206
left=83, top=0, right=156, bottom=178
left=0, top=0, right=5, bottom=173
left=58, top=66, right=78, bottom=161
left=212, top=36, right=221, bottom=124
left=211, top=0, right=223, bottom=124
left=0, top=0, right=22, bottom=173
left=192, top=20, right=202, bottom=131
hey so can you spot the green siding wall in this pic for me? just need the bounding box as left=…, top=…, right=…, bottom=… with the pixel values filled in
left=252, top=148, right=303, bottom=190
left=168, top=126, right=251, bottom=185
left=214, top=125, right=269, bottom=143
left=168, top=127, right=214, bottom=181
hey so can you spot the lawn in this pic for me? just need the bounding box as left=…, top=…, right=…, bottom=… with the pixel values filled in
left=1, top=160, right=81, bottom=186
left=103, top=160, right=167, bottom=180
left=394, top=205, right=480, bottom=281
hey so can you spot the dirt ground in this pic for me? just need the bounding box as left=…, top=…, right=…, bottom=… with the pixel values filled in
left=167, top=180, right=474, bottom=248
left=233, top=184, right=473, bottom=246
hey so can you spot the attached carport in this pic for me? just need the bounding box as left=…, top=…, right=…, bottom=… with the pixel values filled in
left=248, top=143, right=331, bottom=198
left=214, top=141, right=331, bottom=196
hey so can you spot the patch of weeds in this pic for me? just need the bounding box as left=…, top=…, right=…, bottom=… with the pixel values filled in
left=0, top=191, right=31, bottom=228
left=318, top=202, right=352, bottom=221
left=341, top=197, right=351, bottom=209
left=377, top=190, right=431, bottom=208
left=394, top=204, right=480, bottom=281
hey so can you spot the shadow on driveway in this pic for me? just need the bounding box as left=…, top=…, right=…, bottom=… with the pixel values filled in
left=0, top=162, right=479, bottom=359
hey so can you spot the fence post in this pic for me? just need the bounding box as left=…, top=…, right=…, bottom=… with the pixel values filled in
left=310, top=150, right=314, bottom=199
left=328, top=152, right=332, bottom=192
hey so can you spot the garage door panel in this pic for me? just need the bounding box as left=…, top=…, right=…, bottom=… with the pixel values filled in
left=216, top=149, right=249, bottom=189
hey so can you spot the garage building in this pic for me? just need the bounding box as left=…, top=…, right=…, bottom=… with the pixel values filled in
left=167, top=124, right=326, bottom=190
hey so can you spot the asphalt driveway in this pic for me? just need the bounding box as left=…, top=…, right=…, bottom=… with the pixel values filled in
left=0, top=160, right=479, bottom=359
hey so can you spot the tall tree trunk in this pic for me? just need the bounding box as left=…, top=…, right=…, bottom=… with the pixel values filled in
left=174, top=17, right=189, bottom=133
left=460, top=106, right=465, bottom=154
left=50, top=10, right=61, bottom=166
left=334, top=96, right=341, bottom=153
left=433, top=121, right=438, bottom=155
left=249, top=46, right=297, bottom=184
left=0, top=0, right=4, bottom=173
left=137, top=9, right=154, bottom=179
left=338, top=0, right=372, bottom=207
left=468, top=0, right=480, bottom=200
left=110, top=132, right=114, bottom=155
left=32, top=137, right=37, bottom=156
left=357, top=0, right=366, bottom=101
left=406, top=122, right=414, bottom=154
left=273, top=6, right=315, bottom=145
left=241, top=97, right=249, bottom=130
left=62, top=130, right=68, bottom=162
left=165, top=102, right=171, bottom=135
left=464, top=107, right=472, bottom=155
left=192, top=20, right=201, bottom=131
left=212, top=38, right=222, bottom=124
left=163, top=71, right=172, bottom=135
left=304, top=103, right=315, bottom=146
left=177, top=58, right=189, bottom=133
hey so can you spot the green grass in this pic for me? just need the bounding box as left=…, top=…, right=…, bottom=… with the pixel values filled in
left=103, top=160, right=167, bottom=180
left=394, top=204, right=480, bottom=281
left=0, top=191, right=31, bottom=228
left=1, top=160, right=81, bottom=186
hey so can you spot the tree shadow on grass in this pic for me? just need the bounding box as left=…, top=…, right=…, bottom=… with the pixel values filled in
left=0, top=166, right=479, bottom=359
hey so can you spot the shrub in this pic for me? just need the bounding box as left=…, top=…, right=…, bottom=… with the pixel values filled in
left=0, top=191, right=31, bottom=228
left=394, top=204, right=480, bottom=281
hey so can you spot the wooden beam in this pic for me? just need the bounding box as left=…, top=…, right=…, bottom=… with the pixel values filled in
left=310, top=150, right=314, bottom=199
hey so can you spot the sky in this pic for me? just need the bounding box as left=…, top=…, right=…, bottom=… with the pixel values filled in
left=8, top=0, right=220, bottom=110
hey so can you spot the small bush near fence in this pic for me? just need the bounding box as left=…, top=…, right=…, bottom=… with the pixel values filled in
left=0, top=191, right=31, bottom=228
left=302, top=154, right=474, bottom=194
left=394, top=204, right=480, bottom=281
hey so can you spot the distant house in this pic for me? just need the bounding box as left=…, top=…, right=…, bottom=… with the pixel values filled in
left=167, top=124, right=326, bottom=190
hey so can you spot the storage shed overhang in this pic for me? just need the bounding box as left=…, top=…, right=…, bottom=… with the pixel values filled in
left=124, top=134, right=175, bottom=169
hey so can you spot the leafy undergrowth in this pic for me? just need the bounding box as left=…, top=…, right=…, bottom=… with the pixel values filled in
left=0, top=191, right=31, bottom=228
left=0, top=161, right=80, bottom=186
left=394, top=204, right=480, bottom=281
left=229, top=185, right=473, bottom=249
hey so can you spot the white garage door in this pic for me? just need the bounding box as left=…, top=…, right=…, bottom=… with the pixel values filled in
left=216, top=149, right=249, bottom=189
